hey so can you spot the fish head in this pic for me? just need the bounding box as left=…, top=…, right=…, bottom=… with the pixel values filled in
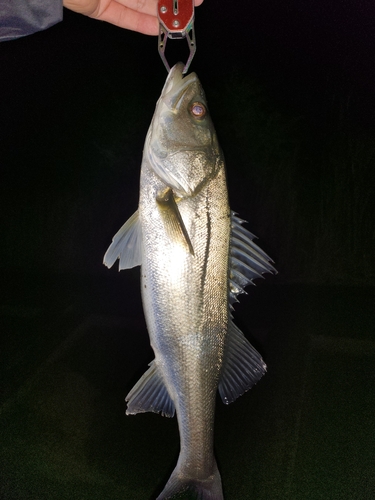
left=146, top=62, right=222, bottom=198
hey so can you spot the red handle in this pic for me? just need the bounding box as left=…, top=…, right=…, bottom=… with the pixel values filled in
left=158, top=0, right=194, bottom=36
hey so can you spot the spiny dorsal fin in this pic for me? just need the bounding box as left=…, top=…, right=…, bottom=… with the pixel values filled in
left=229, top=212, right=276, bottom=305
left=103, top=210, right=143, bottom=270
left=126, top=361, right=175, bottom=418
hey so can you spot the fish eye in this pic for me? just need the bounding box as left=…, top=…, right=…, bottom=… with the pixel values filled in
left=190, top=102, right=206, bottom=119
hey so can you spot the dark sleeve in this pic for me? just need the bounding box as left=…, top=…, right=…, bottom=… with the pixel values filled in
left=0, top=0, right=63, bottom=41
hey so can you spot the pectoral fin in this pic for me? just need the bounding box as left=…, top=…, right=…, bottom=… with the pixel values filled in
left=156, top=188, right=194, bottom=255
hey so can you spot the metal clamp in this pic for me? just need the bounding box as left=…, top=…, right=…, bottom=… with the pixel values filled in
left=158, top=0, right=196, bottom=74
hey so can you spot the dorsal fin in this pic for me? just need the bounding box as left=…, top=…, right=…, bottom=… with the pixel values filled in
left=218, top=319, right=267, bottom=404
left=219, top=211, right=275, bottom=402
left=229, top=212, right=276, bottom=305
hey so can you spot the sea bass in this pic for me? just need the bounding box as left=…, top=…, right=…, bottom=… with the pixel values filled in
left=104, top=63, right=276, bottom=499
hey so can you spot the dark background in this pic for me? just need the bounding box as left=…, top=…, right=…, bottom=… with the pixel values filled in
left=1, top=1, right=375, bottom=499
left=1, top=0, right=374, bottom=283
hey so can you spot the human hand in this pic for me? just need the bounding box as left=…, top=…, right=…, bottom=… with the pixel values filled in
left=63, top=0, right=204, bottom=36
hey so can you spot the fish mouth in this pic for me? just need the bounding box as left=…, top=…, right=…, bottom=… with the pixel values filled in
left=160, top=62, right=198, bottom=112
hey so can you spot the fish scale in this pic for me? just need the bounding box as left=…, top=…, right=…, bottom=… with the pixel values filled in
left=141, top=161, right=228, bottom=491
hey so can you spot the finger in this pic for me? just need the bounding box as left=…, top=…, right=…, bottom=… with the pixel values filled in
left=114, top=0, right=203, bottom=18
left=93, top=3, right=159, bottom=35
left=63, top=0, right=99, bottom=15
left=115, top=0, right=158, bottom=18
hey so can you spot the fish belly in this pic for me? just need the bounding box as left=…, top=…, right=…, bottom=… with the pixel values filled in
left=139, top=161, right=230, bottom=480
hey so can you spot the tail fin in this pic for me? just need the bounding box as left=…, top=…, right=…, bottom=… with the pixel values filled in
left=156, top=462, right=223, bottom=500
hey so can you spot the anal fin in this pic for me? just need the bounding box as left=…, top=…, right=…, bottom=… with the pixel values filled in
left=126, top=361, right=175, bottom=417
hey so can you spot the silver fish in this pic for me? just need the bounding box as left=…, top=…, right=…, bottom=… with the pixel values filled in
left=104, top=63, right=276, bottom=500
